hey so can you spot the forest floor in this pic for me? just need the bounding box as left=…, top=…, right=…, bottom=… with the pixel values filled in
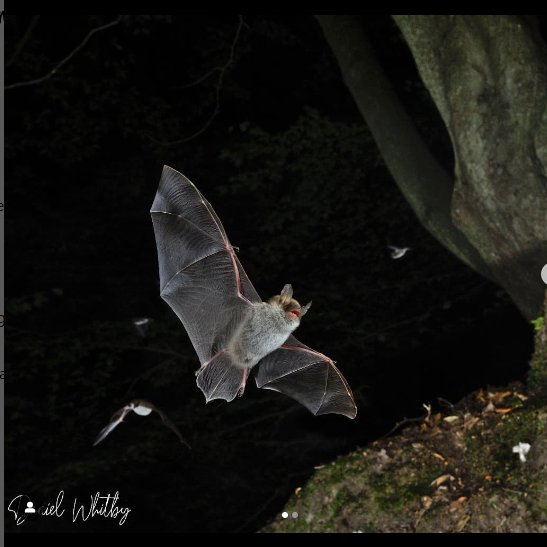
left=266, top=297, right=547, bottom=534
left=264, top=382, right=547, bottom=532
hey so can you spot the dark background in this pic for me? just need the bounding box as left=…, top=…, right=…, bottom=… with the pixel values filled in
left=5, top=14, right=539, bottom=532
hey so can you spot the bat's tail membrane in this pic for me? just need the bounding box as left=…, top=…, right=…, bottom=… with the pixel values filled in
left=196, top=351, right=247, bottom=403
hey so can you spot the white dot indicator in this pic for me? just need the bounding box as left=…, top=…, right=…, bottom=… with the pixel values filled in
left=282, top=512, right=288, bottom=519
left=541, top=264, right=547, bottom=285
left=292, top=512, right=299, bottom=519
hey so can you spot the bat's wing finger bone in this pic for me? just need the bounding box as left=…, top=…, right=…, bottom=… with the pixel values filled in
left=195, top=349, right=228, bottom=376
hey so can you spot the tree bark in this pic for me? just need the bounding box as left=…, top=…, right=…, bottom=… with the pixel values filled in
left=316, top=15, right=547, bottom=319
left=315, top=16, right=494, bottom=279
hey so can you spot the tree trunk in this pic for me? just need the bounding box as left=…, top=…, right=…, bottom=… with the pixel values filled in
left=316, top=15, right=547, bottom=319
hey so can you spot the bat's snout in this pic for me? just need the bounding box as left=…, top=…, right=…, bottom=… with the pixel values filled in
left=288, top=301, right=311, bottom=320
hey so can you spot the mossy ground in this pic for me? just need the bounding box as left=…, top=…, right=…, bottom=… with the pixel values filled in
left=265, top=291, right=547, bottom=533
left=264, top=387, right=546, bottom=533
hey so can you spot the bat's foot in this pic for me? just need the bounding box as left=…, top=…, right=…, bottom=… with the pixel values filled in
left=237, top=368, right=249, bottom=397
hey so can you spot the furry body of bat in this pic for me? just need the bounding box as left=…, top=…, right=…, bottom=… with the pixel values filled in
left=229, top=289, right=311, bottom=369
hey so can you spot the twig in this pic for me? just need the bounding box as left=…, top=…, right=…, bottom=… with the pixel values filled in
left=344, top=280, right=491, bottom=341
left=437, top=397, right=456, bottom=412
left=221, top=405, right=298, bottom=437
left=501, top=487, right=527, bottom=496
left=234, top=489, right=282, bottom=533
left=6, top=326, right=48, bottom=338
left=121, top=358, right=180, bottom=401
left=349, top=311, right=431, bottom=341
left=7, top=15, right=40, bottom=67
left=233, top=468, right=304, bottom=533
left=175, top=68, right=219, bottom=90
left=145, top=14, right=245, bottom=146
left=116, top=345, right=186, bottom=361
left=5, top=16, right=122, bottom=91
left=174, top=15, right=247, bottom=90
left=381, top=414, right=427, bottom=438
left=116, top=346, right=188, bottom=399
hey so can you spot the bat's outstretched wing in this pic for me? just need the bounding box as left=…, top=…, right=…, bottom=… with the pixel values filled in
left=151, top=166, right=261, bottom=402
left=93, top=406, right=133, bottom=446
left=94, top=400, right=191, bottom=448
left=255, top=336, right=357, bottom=419
left=154, top=407, right=192, bottom=449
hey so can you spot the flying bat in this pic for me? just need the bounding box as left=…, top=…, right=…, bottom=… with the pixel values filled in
left=93, top=399, right=190, bottom=448
left=150, top=166, right=357, bottom=419
left=388, top=245, right=411, bottom=259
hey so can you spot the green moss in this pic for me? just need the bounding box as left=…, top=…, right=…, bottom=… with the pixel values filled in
left=528, top=348, right=547, bottom=400
left=527, top=293, right=547, bottom=400
left=531, top=317, right=545, bottom=333
left=331, top=487, right=352, bottom=516
left=266, top=397, right=546, bottom=532
left=463, top=433, right=492, bottom=482
left=462, top=408, right=543, bottom=493
left=495, top=412, right=543, bottom=453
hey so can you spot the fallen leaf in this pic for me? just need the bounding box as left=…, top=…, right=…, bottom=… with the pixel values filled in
left=494, top=408, right=513, bottom=415
left=457, top=496, right=467, bottom=504
left=431, top=452, right=447, bottom=463
left=421, top=496, right=432, bottom=509
left=489, top=391, right=513, bottom=404
left=295, top=487, right=302, bottom=497
left=484, top=475, right=492, bottom=482
left=463, top=416, right=480, bottom=430
left=430, top=474, right=455, bottom=487
left=415, top=496, right=434, bottom=527
left=443, top=415, right=459, bottom=424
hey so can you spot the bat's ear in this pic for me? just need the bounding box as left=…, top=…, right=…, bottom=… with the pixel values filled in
left=301, top=301, right=312, bottom=317
left=280, top=284, right=293, bottom=300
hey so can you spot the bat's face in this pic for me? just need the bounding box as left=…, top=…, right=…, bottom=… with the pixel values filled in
left=269, top=284, right=312, bottom=324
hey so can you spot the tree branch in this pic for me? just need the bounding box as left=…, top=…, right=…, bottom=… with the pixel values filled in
left=5, top=16, right=122, bottom=91
left=314, top=15, right=493, bottom=280
left=7, top=15, right=40, bottom=68
left=145, top=14, right=245, bottom=146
